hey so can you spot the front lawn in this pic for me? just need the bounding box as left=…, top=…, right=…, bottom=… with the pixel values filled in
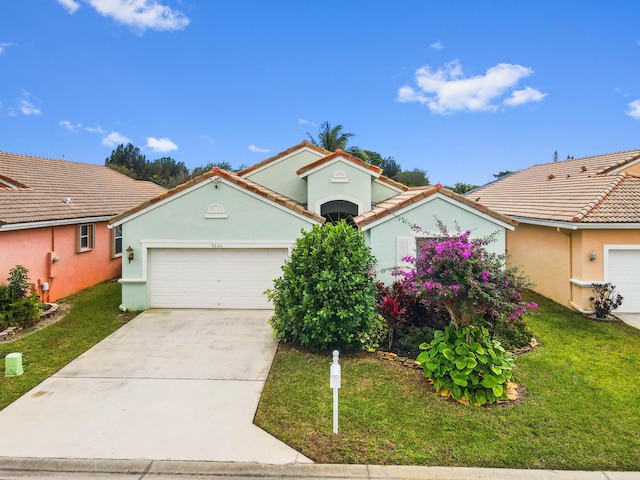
left=255, top=292, right=640, bottom=470
left=0, top=281, right=135, bottom=411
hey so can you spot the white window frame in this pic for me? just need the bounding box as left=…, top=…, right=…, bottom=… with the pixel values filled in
left=78, top=223, right=95, bottom=253
left=113, top=224, right=123, bottom=258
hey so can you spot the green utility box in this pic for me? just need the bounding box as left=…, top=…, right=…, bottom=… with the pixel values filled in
left=5, top=352, right=24, bottom=377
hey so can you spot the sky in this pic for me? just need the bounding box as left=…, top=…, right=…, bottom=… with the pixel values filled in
left=1, top=1, right=639, bottom=187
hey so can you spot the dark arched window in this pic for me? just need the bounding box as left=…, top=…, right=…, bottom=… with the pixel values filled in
left=320, top=200, right=359, bottom=226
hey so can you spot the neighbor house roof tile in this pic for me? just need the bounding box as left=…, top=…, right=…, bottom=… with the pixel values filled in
left=469, top=149, right=640, bottom=223
left=0, top=152, right=166, bottom=227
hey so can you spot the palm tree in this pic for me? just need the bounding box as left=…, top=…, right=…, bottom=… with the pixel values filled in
left=307, top=122, right=355, bottom=152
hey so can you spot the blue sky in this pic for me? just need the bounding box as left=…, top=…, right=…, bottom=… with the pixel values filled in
left=1, top=1, right=639, bottom=187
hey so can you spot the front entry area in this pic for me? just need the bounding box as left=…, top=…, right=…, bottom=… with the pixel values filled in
left=149, top=248, right=288, bottom=309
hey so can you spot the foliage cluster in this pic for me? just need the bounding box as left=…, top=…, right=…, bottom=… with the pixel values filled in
left=307, top=122, right=429, bottom=186
left=417, top=324, right=515, bottom=405
left=268, top=221, right=378, bottom=352
left=589, top=282, right=623, bottom=319
left=0, top=266, right=41, bottom=330
left=376, top=280, right=532, bottom=353
left=105, top=143, right=244, bottom=189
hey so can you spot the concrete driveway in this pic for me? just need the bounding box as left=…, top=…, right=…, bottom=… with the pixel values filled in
left=0, top=309, right=311, bottom=464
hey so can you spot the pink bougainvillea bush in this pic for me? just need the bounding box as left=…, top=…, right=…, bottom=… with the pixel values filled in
left=396, top=222, right=537, bottom=329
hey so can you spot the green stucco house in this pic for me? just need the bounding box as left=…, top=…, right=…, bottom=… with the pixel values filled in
left=110, top=141, right=516, bottom=311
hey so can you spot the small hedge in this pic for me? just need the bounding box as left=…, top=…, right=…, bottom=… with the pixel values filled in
left=268, top=221, right=378, bottom=352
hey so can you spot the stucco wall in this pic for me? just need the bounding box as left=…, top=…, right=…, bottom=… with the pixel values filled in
left=505, top=224, right=571, bottom=308
left=366, top=195, right=508, bottom=285
left=0, top=222, right=121, bottom=302
left=118, top=177, right=318, bottom=310
left=571, top=228, right=640, bottom=310
left=506, top=224, right=640, bottom=311
left=371, top=180, right=400, bottom=203
left=305, top=161, right=373, bottom=215
left=243, top=149, right=323, bottom=204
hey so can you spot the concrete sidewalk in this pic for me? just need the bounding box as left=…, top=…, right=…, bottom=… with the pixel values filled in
left=1, top=458, right=639, bottom=479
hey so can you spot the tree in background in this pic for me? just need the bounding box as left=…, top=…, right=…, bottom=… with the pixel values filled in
left=448, top=182, right=478, bottom=194
left=393, top=169, right=429, bottom=187
left=307, top=121, right=354, bottom=152
left=106, top=144, right=242, bottom=189
left=105, top=143, right=147, bottom=179
left=493, top=170, right=514, bottom=179
left=307, top=122, right=429, bottom=186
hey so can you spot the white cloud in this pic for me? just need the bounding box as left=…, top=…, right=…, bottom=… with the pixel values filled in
left=397, top=59, right=546, bottom=114
left=429, top=41, right=444, bottom=50
left=102, top=131, right=130, bottom=147
left=57, top=0, right=81, bottom=14
left=86, top=0, right=190, bottom=32
left=0, top=42, right=14, bottom=54
left=146, top=136, right=178, bottom=152
left=16, top=90, right=42, bottom=116
left=248, top=144, right=270, bottom=153
left=626, top=99, right=640, bottom=119
left=84, top=124, right=107, bottom=134
left=298, top=118, right=317, bottom=128
left=59, top=120, right=83, bottom=132
left=504, top=86, right=547, bottom=106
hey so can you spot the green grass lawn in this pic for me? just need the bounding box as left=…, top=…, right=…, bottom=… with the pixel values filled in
left=255, top=292, right=640, bottom=470
left=0, top=280, right=135, bottom=411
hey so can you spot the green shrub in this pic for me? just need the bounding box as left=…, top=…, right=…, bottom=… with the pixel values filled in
left=358, top=313, right=388, bottom=352
left=0, top=265, right=42, bottom=330
left=269, top=221, right=378, bottom=352
left=490, top=315, right=534, bottom=350
left=417, top=324, right=515, bottom=405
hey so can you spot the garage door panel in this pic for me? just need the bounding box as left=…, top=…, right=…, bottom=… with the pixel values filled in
left=149, top=248, right=287, bottom=309
left=608, top=248, right=640, bottom=313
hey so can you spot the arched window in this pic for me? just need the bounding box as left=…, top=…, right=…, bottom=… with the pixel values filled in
left=320, top=200, right=359, bottom=226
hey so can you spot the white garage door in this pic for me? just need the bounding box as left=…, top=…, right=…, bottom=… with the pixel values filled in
left=607, top=248, right=640, bottom=313
left=149, top=248, right=288, bottom=309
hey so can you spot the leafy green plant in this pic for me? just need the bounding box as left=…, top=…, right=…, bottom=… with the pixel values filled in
left=268, top=221, right=378, bottom=352
left=0, top=265, right=41, bottom=330
left=416, top=324, right=515, bottom=405
left=589, top=282, right=623, bottom=320
left=489, top=314, right=534, bottom=350
left=7, top=265, right=31, bottom=299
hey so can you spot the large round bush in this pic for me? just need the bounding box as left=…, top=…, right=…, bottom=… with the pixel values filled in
left=269, top=221, right=378, bottom=352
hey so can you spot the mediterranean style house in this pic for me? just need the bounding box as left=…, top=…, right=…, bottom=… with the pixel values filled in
left=469, top=149, right=640, bottom=314
left=111, top=141, right=516, bottom=311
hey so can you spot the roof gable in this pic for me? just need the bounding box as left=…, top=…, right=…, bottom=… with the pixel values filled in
left=238, top=140, right=330, bottom=177
left=296, top=149, right=383, bottom=178
left=354, top=184, right=517, bottom=230
left=0, top=151, right=165, bottom=228
left=110, top=167, right=324, bottom=226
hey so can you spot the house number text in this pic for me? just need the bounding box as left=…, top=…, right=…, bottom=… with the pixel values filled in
left=211, top=243, right=223, bottom=248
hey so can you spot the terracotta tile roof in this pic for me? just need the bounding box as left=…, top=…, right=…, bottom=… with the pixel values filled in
left=296, top=148, right=384, bottom=177
left=238, top=140, right=331, bottom=176
left=0, top=152, right=166, bottom=227
left=469, top=149, right=640, bottom=224
left=110, top=167, right=325, bottom=225
left=353, top=184, right=517, bottom=228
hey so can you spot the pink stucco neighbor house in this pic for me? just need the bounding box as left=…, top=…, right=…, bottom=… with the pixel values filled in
left=469, top=149, right=640, bottom=314
left=0, top=152, right=165, bottom=302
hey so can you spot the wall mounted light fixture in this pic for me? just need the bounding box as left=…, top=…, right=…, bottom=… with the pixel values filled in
left=589, top=251, right=597, bottom=261
left=127, top=246, right=134, bottom=263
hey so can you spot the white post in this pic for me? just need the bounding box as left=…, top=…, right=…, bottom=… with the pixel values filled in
left=330, top=350, right=341, bottom=434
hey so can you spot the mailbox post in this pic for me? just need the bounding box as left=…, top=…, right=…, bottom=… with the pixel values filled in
left=330, top=350, right=341, bottom=434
